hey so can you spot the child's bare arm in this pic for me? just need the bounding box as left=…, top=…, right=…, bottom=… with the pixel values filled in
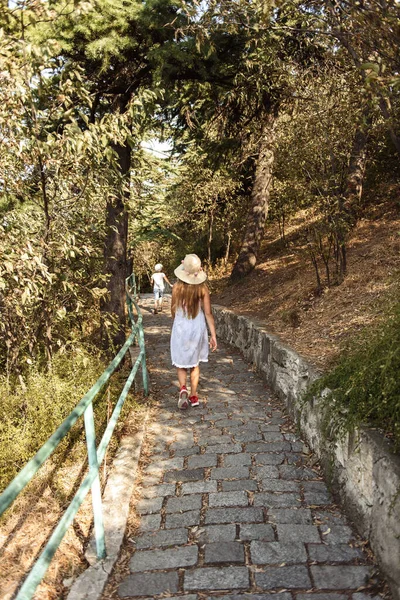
left=171, top=285, right=177, bottom=319
left=202, top=289, right=217, bottom=351
left=164, top=274, right=173, bottom=287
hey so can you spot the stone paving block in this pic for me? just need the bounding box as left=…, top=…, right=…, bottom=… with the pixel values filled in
left=207, top=596, right=292, bottom=600
left=259, top=424, right=282, bottom=432
left=252, top=465, right=280, bottom=479
left=285, top=452, right=307, bottom=465
left=165, top=509, right=201, bottom=529
left=164, top=468, right=204, bottom=483
left=209, top=491, right=248, bottom=507
left=224, top=453, right=252, bottom=467
left=262, top=432, right=285, bottom=441
left=246, top=441, right=292, bottom=453
left=184, top=414, right=204, bottom=424
left=255, top=565, right=311, bottom=589
left=307, top=543, right=364, bottom=563
left=196, top=428, right=224, bottom=438
left=222, top=480, right=259, bottom=492
left=194, top=421, right=213, bottom=430
left=203, top=412, right=232, bottom=421
left=304, top=491, right=332, bottom=505
left=149, top=457, right=185, bottom=471
left=276, top=524, right=321, bottom=543
left=210, top=466, right=250, bottom=480
left=250, top=541, right=307, bottom=564
left=157, top=597, right=198, bottom=600
left=175, top=445, right=201, bottom=456
left=260, top=479, right=300, bottom=492
left=184, top=566, right=250, bottom=591
left=352, top=594, right=381, bottom=600
left=239, top=523, right=275, bottom=541
left=157, top=411, right=177, bottom=422
left=187, top=454, right=218, bottom=469
left=181, top=480, right=217, bottom=495
left=253, top=453, right=286, bottom=465
left=166, top=494, right=202, bottom=513
left=291, top=441, right=305, bottom=452
left=303, top=480, right=329, bottom=492
left=214, top=419, right=244, bottom=428
left=205, top=507, right=264, bottom=524
left=205, top=443, right=242, bottom=454
left=195, top=524, right=237, bottom=543
left=136, top=496, right=164, bottom=514
left=253, top=492, right=301, bottom=508
left=198, top=435, right=233, bottom=446
left=141, top=474, right=162, bottom=486
left=296, top=595, right=347, bottom=600
left=204, top=541, right=245, bottom=564
left=139, top=513, right=161, bottom=532
left=118, top=571, right=179, bottom=597
left=232, top=431, right=263, bottom=443
left=320, top=525, right=354, bottom=544
left=135, top=528, right=188, bottom=549
left=170, top=436, right=195, bottom=450
left=130, top=545, right=198, bottom=571
left=233, top=421, right=261, bottom=431
left=310, top=565, right=371, bottom=589
left=314, top=510, right=348, bottom=527
left=279, top=465, right=318, bottom=480
left=267, top=509, right=312, bottom=525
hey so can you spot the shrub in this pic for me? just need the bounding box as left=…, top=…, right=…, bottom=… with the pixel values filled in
left=0, top=347, right=134, bottom=492
left=306, top=299, right=400, bottom=450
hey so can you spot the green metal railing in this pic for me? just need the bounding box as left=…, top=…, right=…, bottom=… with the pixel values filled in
left=0, top=274, right=148, bottom=600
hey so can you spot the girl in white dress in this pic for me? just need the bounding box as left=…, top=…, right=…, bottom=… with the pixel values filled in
left=170, top=254, right=217, bottom=409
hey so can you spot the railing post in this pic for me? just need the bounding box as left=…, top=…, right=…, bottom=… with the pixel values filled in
left=84, top=403, right=106, bottom=559
left=138, top=325, right=149, bottom=396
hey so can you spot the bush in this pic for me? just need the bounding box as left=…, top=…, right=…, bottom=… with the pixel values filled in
left=0, top=347, right=132, bottom=492
left=306, top=299, right=400, bottom=450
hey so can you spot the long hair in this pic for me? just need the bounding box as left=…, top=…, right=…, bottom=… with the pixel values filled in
left=171, top=281, right=207, bottom=319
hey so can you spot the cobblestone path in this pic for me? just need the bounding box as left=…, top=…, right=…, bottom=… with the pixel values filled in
left=116, top=296, right=384, bottom=600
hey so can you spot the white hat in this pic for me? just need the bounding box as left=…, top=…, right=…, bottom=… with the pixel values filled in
left=154, top=263, right=163, bottom=272
left=174, top=254, right=207, bottom=285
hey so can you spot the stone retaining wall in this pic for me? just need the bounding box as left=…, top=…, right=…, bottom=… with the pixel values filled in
left=213, top=305, right=400, bottom=600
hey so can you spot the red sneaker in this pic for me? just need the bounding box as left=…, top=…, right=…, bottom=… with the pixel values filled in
left=189, top=395, right=199, bottom=407
left=178, top=386, right=188, bottom=410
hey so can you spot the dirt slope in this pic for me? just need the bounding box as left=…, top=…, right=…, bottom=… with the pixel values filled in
left=212, top=200, right=400, bottom=369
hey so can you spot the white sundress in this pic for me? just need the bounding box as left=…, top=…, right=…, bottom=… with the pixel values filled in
left=171, top=306, right=209, bottom=368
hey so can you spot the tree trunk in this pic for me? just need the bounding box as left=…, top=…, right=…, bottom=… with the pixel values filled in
left=230, top=113, right=276, bottom=281
left=101, top=141, right=131, bottom=351
left=344, top=112, right=371, bottom=213
left=335, top=108, right=371, bottom=279
left=224, top=230, right=232, bottom=265
left=208, top=210, right=214, bottom=264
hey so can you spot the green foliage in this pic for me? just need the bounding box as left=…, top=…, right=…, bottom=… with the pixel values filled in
left=306, top=298, right=400, bottom=450
left=0, top=348, right=104, bottom=490
left=0, top=345, right=141, bottom=492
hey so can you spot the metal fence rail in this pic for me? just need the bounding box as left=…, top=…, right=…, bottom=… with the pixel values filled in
left=0, top=275, right=148, bottom=600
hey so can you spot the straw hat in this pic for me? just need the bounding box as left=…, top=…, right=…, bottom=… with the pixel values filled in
left=154, top=263, right=163, bottom=272
left=174, top=254, right=207, bottom=285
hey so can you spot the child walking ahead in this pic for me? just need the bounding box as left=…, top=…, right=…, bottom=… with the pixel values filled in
left=151, top=263, right=172, bottom=314
left=170, top=254, right=217, bottom=409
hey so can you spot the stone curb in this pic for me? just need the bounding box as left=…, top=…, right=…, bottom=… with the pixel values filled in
left=66, top=406, right=150, bottom=600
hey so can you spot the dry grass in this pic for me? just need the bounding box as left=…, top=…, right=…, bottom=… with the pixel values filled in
left=213, top=199, right=400, bottom=368
left=0, top=391, right=148, bottom=600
